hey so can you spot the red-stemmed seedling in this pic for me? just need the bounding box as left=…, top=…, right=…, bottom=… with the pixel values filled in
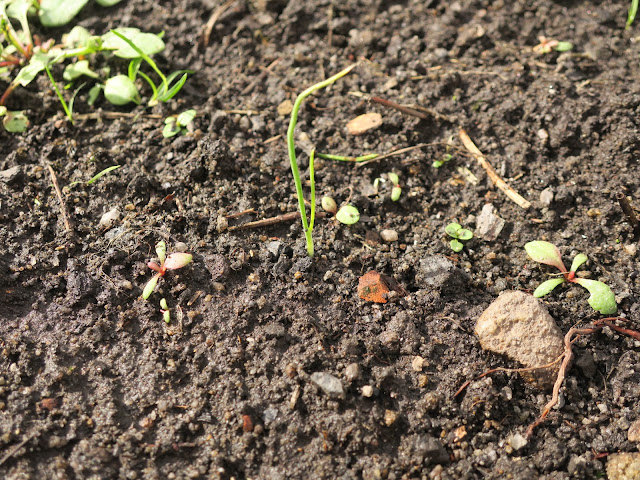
left=525, top=241, right=617, bottom=315
left=142, top=241, right=192, bottom=300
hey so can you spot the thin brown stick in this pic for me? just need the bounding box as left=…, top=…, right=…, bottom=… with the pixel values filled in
left=240, top=58, right=281, bottom=95
left=0, top=432, right=37, bottom=466
left=227, top=211, right=327, bottom=231
left=224, top=208, right=256, bottom=220
left=616, top=192, right=640, bottom=235
left=201, top=0, right=238, bottom=48
left=73, top=111, right=163, bottom=121
left=348, top=92, right=454, bottom=122
left=458, top=129, right=531, bottom=209
left=48, top=165, right=73, bottom=234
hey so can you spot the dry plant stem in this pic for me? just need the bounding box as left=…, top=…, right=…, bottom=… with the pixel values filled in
left=227, top=211, right=327, bottom=231
left=525, top=318, right=640, bottom=438
left=616, top=192, right=640, bottom=235
left=458, top=129, right=531, bottom=209
left=0, top=432, right=37, bottom=467
left=202, top=0, right=238, bottom=47
left=48, top=165, right=73, bottom=234
left=225, top=208, right=256, bottom=219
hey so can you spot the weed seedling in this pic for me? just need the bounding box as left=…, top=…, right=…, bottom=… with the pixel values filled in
left=372, top=172, right=402, bottom=201
left=445, top=223, right=473, bottom=252
left=287, top=64, right=355, bottom=256
left=335, top=205, right=360, bottom=225
left=142, top=241, right=192, bottom=300
left=163, top=109, right=197, bottom=138
left=525, top=241, right=617, bottom=314
left=160, top=298, right=171, bottom=323
left=533, top=36, right=573, bottom=54
left=628, top=0, right=638, bottom=28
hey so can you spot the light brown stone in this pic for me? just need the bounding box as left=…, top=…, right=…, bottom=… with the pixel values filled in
left=606, top=453, right=640, bottom=480
left=475, top=291, right=564, bottom=389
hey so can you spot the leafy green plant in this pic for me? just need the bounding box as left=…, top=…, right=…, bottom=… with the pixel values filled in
left=0, top=105, right=28, bottom=132
left=163, top=109, right=196, bottom=138
left=433, top=153, right=452, bottom=169
left=287, top=64, right=355, bottom=256
left=525, top=241, right=617, bottom=315
left=445, top=222, right=473, bottom=252
left=0, top=0, right=191, bottom=128
left=142, top=241, right=192, bottom=300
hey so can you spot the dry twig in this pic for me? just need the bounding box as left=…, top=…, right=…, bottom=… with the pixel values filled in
left=48, top=165, right=73, bottom=234
left=458, top=129, right=531, bottom=209
left=227, top=211, right=327, bottom=231
left=201, top=0, right=238, bottom=48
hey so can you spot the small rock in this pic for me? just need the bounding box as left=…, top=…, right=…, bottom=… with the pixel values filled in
left=475, top=204, right=505, bottom=241
left=0, top=165, right=21, bottom=184
left=607, top=453, right=640, bottom=480
left=624, top=244, right=637, bottom=257
left=415, top=255, right=467, bottom=295
left=358, top=271, right=407, bottom=303
left=475, top=291, right=564, bottom=389
left=628, top=419, right=640, bottom=443
left=412, top=356, right=425, bottom=372
left=539, top=188, right=554, bottom=207
left=174, top=242, right=188, bottom=252
left=277, top=100, right=293, bottom=116
left=507, top=433, right=528, bottom=451
left=344, top=363, right=360, bottom=382
left=380, top=229, right=399, bottom=242
left=384, top=410, right=398, bottom=426
left=310, top=372, right=344, bottom=399
left=361, top=385, right=374, bottom=397
left=99, top=208, right=120, bottom=229
left=346, top=113, right=383, bottom=136
left=216, top=215, right=228, bottom=232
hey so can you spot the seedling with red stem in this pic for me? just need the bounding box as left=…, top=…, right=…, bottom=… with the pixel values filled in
left=142, top=241, right=192, bottom=300
left=525, top=241, right=617, bottom=315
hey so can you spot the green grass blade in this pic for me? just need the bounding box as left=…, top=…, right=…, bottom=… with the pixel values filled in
left=87, top=165, right=121, bottom=185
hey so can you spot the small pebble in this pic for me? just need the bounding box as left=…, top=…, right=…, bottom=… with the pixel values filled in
left=380, top=229, right=399, bottom=242
left=310, top=372, right=344, bottom=398
left=344, top=363, right=360, bottom=382
left=361, top=385, right=374, bottom=397
left=347, top=113, right=383, bottom=135
left=99, top=208, right=120, bottom=228
left=384, top=410, right=398, bottom=426
left=174, top=242, right=188, bottom=252
left=216, top=216, right=228, bottom=233
left=277, top=100, right=293, bottom=116
left=628, top=419, right=640, bottom=443
left=412, top=356, right=425, bottom=372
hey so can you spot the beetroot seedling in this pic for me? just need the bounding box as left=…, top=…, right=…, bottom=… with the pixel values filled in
left=525, top=241, right=617, bottom=315
left=142, top=241, right=192, bottom=300
left=445, top=222, right=473, bottom=252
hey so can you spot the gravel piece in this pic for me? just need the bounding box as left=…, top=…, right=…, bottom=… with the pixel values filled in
left=628, top=419, right=640, bottom=443
left=606, top=453, right=640, bottom=480
left=310, top=372, right=344, bottom=399
left=475, top=291, right=564, bottom=389
left=475, top=204, right=505, bottom=241
left=380, top=229, right=399, bottom=242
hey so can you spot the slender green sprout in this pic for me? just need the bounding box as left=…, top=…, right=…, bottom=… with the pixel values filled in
left=315, top=152, right=379, bottom=162
left=628, top=0, right=639, bottom=29
left=44, top=65, right=74, bottom=124
left=287, top=64, right=356, bottom=256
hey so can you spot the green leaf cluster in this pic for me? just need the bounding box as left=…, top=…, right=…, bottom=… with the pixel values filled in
left=445, top=222, right=473, bottom=252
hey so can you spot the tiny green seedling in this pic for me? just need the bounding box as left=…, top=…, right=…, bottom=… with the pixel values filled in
left=445, top=223, right=473, bottom=252
left=525, top=241, right=617, bottom=315
left=163, top=109, right=197, bottom=138
left=335, top=205, right=360, bottom=225
left=142, top=241, right=192, bottom=300
left=628, top=0, right=638, bottom=28
left=533, top=36, right=573, bottom=54
left=433, top=153, right=452, bottom=169
left=372, top=172, right=402, bottom=201
left=160, top=298, right=171, bottom=323
left=0, top=106, right=29, bottom=132
left=287, top=64, right=356, bottom=256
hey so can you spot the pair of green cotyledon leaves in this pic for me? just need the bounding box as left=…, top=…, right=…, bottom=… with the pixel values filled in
left=525, top=241, right=617, bottom=315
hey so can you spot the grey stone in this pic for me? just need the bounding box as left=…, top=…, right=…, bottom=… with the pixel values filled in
left=415, top=255, right=467, bottom=295
left=475, top=204, right=505, bottom=241
left=475, top=291, right=564, bottom=389
left=310, top=372, right=344, bottom=399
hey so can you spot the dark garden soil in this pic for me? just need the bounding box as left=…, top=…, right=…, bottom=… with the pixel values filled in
left=1, top=0, right=640, bottom=478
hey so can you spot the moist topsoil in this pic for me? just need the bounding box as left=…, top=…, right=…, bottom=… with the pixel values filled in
left=1, top=0, right=639, bottom=478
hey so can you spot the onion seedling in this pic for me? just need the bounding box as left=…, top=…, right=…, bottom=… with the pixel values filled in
left=142, top=241, right=193, bottom=300
left=287, top=64, right=356, bottom=256
left=525, top=241, right=617, bottom=315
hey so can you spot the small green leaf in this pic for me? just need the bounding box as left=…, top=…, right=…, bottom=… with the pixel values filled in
left=96, top=0, right=123, bottom=5
left=533, top=277, right=565, bottom=298
left=388, top=172, right=399, bottom=185
left=0, top=106, right=7, bottom=116
left=524, top=241, right=567, bottom=273
left=14, top=51, right=54, bottom=87
left=62, top=26, right=92, bottom=48
left=102, top=28, right=165, bottom=58
left=3, top=111, right=29, bottom=132
left=569, top=253, right=588, bottom=273
left=164, top=253, right=192, bottom=270
left=142, top=273, right=160, bottom=300
left=162, top=309, right=171, bottom=323
left=391, top=186, right=401, bottom=202
left=457, top=229, right=473, bottom=241
left=336, top=205, right=360, bottom=225
left=155, top=241, right=167, bottom=264
left=86, top=165, right=121, bottom=185
left=450, top=239, right=463, bottom=252
left=162, top=120, right=181, bottom=138
left=39, top=0, right=89, bottom=27
left=104, top=75, right=140, bottom=105
left=87, top=84, right=102, bottom=106
left=445, top=223, right=462, bottom=238
left=554, top=41, right=573, bottom=52
left=573, top=279, right=617, bottom=315
left=176, top=109, right=197, bottom=127
left=63, top=60, right=99, bottom=81
left=160, top=298, right=169, bottom=310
